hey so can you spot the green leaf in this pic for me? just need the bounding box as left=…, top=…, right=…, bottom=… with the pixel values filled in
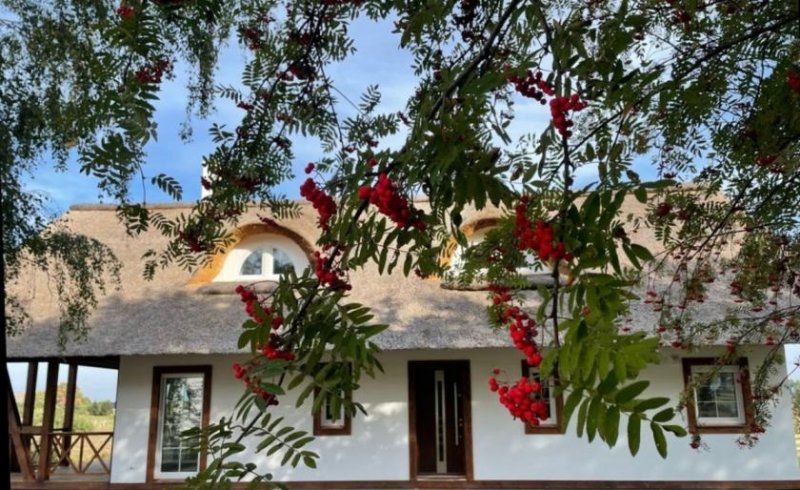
left=614, top=380, right=650, bottom=404
left=562, top=388, right=584, bottom=430
left=281, top=448, right=294, bottom=466
left=635, top=397, right=670, bottom=412
left=262, top=383, right=286, bottom=395
left=597, top=371, right=618, bottom=396
left=225, top=442, right=246, bottom=453
left=293, top=436, right=315, bottom=449
left=604, top=406, right=620, bottom=447
left=629, top=243, right=654, bottom=262
left=576, top=397, right=590, bottom=438
left=651, top=422, right=667, bottom=458
left=627, top=414, right=641, bottom=456
left=651, top=408, right=675, bottom=423
left=663, top=424, right=688, bottom=437
left=633, top=186, right=647, bottom=203
left=587, top=396, right=603, bottom=442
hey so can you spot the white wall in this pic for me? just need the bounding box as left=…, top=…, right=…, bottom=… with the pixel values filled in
left=111, top=347, right=800, bottom=483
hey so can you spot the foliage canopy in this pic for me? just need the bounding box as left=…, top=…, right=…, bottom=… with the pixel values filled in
left=3, top=0, right=800, bottom=484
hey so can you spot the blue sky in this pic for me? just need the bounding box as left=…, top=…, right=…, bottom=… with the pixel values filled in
left=11, top=15, right=799, bottom=400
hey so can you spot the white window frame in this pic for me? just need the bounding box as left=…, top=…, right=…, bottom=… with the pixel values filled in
left=154, top=373, right=206, bottom=480
left=690, top=364, right=746, bottom=427
left=214, top=234, right=309, bottom=282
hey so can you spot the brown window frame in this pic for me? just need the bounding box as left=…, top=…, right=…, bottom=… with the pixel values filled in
left=147, top=365, right=212, bottom=482
left=682, top=357, right=754, bottom=434
left=521, top=361, right=564, bottom=435
left=312, top=363, right=352, bottom=436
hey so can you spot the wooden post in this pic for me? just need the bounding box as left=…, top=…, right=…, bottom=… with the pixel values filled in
left=22, top=361, right=38, bottom=426
left=7, top=365, right=35, bottom=481
left=37, top=361, right=59, bottom=482
left=20, top=361, right=38, bottom=469
left=61, top=364, right=78, bottom=466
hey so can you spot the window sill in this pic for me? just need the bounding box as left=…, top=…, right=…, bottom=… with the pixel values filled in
left=195, top=281, right=278, bottom=295
left=692, top=424, right=749, bottom=434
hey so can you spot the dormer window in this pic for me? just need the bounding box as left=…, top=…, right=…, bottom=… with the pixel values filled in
left=445, top=227, right=552, bottom=288
left=214, top=234, right=309, bottom=282
left=239, top=248, right=296, bottom=277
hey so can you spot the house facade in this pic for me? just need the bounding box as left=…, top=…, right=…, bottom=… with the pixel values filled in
left=6, top=200, right=800, bottom=489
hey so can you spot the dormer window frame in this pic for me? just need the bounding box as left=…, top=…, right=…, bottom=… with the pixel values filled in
left=213, top=233, right=309, bottom=283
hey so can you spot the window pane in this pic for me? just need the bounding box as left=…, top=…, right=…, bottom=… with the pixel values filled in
left=159, top=375, right=203, bottom=474
left=697, top=401, right=718, bottom=418
left=160, top=448, right=180, bottom=472
left=695, top=370, right=740, bottom=420
left=240, top=250, right=264, bottom=276
left=716, top=401, right=740, bottom=418
left=272, top=248, right=295, bottom=275
left=179, top=448, right=200, bottom=472
left=528, top=370, right=553, bottom=420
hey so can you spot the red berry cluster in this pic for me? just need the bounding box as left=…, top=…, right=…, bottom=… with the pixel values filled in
left=178, top=227, right=208, bottom=253
left=789, top=70, right=800, bottom=95
left=493, top=289, right=544, bottom=367
left=506, top=307, right=543, bottom=366
left=233, top=362, right=247, bottom=379
left=236, top=285, right=266, bottom=322
left=232, top=362, right=280, bottom=406
left=359, top=173, right=426, bottom=230
left=116, top=5, right=134, bottom=18
left=666, top=0, right=692, bottom=24
left=237, top=100, right=254, bottom=111
left=489, top=375, right=548, bottom=426
left=242, top=27, right=263, bottom=50
left=260, top=333, right=296, bottom=361
left=514, top=198, right=572, bottom=262
left=313, top=250, right=351, bottom=290
left=236, top=285, right=287, bottom=331
left=300, top=178, right=337, bottom=232
left=236, top=287, right=293, bottom=360
left=135, top=60, right=171, bottom=84
left=287, top=62, right=315, bottom=81
left=655, top=201, right=673, bottom=218
left=506, top=68, right=554, bottom=104
left=549, top=94, right=587, bottom=138
left=756, top=155, right=782, bottom=173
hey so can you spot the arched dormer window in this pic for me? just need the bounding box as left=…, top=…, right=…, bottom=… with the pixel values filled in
left=214, top=234, right=309, bottom=282
left=444, top=222, right=555, bottom=289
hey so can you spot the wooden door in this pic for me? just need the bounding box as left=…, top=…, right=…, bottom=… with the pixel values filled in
left=409, top=361, right=472, bottom=479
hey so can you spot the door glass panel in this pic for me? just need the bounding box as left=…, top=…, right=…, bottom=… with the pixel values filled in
left=159, top=375, right=204, bottom=474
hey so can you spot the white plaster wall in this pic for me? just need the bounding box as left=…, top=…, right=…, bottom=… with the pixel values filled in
left=111, top=347, right=800, bottom=483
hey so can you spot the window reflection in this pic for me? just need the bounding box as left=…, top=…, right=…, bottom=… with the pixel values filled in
left=159, top=376, right=203, bottom=473
left=273, top=248, right=295, bottom=275
left=240, top=250, right=264, bottom=276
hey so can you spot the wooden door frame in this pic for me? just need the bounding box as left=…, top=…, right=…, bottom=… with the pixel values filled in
left=407, top=360, right=473, bottom=482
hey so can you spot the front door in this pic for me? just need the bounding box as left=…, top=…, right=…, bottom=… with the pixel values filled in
left=409, top=361, right=472, bottom=479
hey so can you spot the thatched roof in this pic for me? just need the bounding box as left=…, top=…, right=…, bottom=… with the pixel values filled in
left=4, top=192, right=761, bottom=358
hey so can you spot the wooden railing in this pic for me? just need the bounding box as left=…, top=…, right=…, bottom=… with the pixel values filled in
left=23, top=430, right=113, bottom=476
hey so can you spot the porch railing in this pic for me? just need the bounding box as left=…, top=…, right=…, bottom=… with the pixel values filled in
left=23, top=429, right=114, bottom=476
